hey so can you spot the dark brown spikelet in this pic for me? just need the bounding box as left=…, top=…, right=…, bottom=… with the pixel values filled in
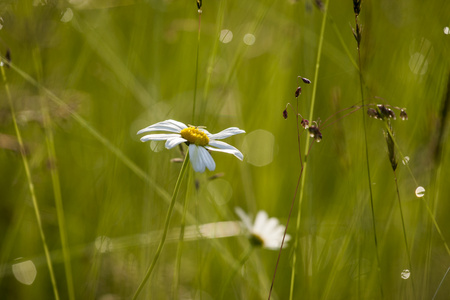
left=352, top=23, right=362, bottom=46
left=283, top=109, right=288, bottom=119
left=400, top=109, right=408, bottom=120
left=301, top=77, right=311, bottom=84
left=367, top=108, right=381, bottom=119
left=301, top=119, right=309, bottom=129
left=384, top=126, right=397, bottom=171
left=353, top=0, right=361, bottom=16
left=197, top=0, right=202, bottom=9
left=295, top=86, right=302, bottom=98
left=308, top=125, right=322, bottom=142
left=377, top=104, right=396, bottom=120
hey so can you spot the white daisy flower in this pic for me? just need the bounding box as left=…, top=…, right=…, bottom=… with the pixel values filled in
left=137, top=119, right=245, bottom=173
left=235, top=207, right=291, bottom=250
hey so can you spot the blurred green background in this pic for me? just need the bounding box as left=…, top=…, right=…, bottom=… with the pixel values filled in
left=1, top=0, right=450, bottom=299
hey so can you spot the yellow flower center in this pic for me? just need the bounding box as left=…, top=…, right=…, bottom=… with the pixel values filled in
left=180, top=127, right=209, bottom=146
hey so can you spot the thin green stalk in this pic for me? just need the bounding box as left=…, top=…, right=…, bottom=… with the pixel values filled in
left=355, top=15, right=384, bottom=298
left=132, top=153, right=190, bottom=300
left=289, top=1, right=329, bottom=299
left=32, top=47, right=75, bottom=300
left=172, top=169, right=193, bottom=300
left=1, top=65, right=60, bottom=300
left=383, top=125, right=450, bottom=256
left=393, top=171, right=416, bottom=296
left=219, top=246, right=254, bottom=299
left=192, top=8, right=202, bottom=124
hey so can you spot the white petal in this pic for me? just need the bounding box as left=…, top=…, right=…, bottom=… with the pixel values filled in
left=261, top=217, right=279, bottom=235
left=198, top=146, right=216, bottom=171
left=234, top=207, right=253, bottom=231
left=165, top=137, right=187, bottom=149
left=206, top=144, right=244, bottom=161
left=189, top=145, right=215, bottom=172
left=253, top=211, right=269, bottom=233
left=208, top=127, right=245, bottom=140
left=140, top=133, right=181, bottom=142
left=137, top=119, right=187, bottom=135
left=189, top=144, right=205, bottom=173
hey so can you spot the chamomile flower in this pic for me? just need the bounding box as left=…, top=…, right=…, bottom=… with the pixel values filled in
left=137, top=119, right=245, bottom=173
left=235, top=207, right=291, bottom=250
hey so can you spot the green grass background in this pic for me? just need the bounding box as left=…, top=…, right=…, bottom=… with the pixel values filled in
left=1, top=0, right=450, bottom=299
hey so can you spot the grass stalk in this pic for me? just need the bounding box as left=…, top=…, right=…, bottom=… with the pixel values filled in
left=132, top=152, right=190, bottom=300
left=353, top=6, right=384, bottom=296
left=192, top=6, right=202, bottom=124
left=32, top=46, right=75, bottom=300
left=1, top=64, right=60, bottom=300
left=172, top=169, right=193, bottom=299
left=287, top=1, right=329, bottom=299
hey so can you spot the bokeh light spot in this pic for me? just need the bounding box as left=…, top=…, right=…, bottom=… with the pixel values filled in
left=61, top=8, right=74, bottom=23
left=444, top=27, right=450, bottom=35
left=409, top=53, right=428, bottom=75
left=12, top=260, right=37, bottom=285
left=219, top=29, right=233, bottom=44
left=243, top=33, right=256, bottom=45
left=242, top=129, right=275, bottom=167
left=401, top=269, right=410, bottom=279
left=415, top=186, right=425, bottom=198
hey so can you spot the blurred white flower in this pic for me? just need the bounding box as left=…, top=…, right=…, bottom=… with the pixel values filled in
left=235, top=207, right=291, bottom=250
left=137, top=119, right=245, bottom=173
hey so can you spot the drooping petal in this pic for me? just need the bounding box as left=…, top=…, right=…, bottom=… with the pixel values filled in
left=234, top=207, right=253, bottom=231
left=208, top=127, right=245, bottom=140
left=189, top=144, right=205, bottom=173
left=206, top=143, right=244, bottom=160
left=197, top=146, right=216, bottom=171
left=137, top=119, right=187, bottom=135
left=140, top=133, right=181, bottom=142
left=165, top=137, right=187, bottom=149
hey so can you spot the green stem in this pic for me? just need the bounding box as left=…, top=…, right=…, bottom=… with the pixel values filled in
left=393, top=171, right=416, bottom=297
left=1, top=64, right=60, bottom=300
left=32, top=46, right=75, bottom=300
left=355, top=15, right=384, bottom=298
left=192, top=10, right=202, bottom=124
left=172, top=169, right=193, bottom=299
left=132, top=153, right=190, bottom=300
left=289, top=1, right=329, bottom=299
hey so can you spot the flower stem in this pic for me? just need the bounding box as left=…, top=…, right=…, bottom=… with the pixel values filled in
left=172, top=169, right=193, bottom=299
left=132, top=153, right=190, bottom=300
left=1, top=64, right=60, bottom=300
